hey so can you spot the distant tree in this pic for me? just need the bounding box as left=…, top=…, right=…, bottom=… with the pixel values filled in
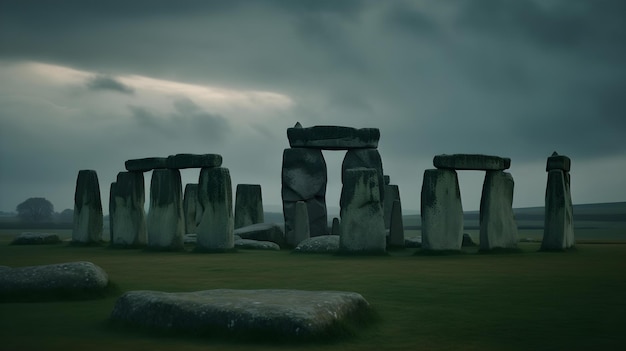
left=16, top=197, right=54, bottom=222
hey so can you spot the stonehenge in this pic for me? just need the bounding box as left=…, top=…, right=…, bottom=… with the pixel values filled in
left=182, top=184, right=199, bottom=234
left=72, top=170, right=104, bottom=244
left=110, top=171, right=147, bottom=247
left=234, top=184, right=264, bottom=229
left=147, top=169, right=185, bottom=250
left=196, top=167, right=234, bottom=251
left=541, top=152, right=575, bottom=250
left=289, top=200, right=310, bottom=248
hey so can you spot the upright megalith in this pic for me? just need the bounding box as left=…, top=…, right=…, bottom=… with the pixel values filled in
left=234, top=184, right=264, bottom=229
left=147, top=169, right=184, bottom=250
left=479, top=171, right=518, bottom=250
left=196, top=167, right=234, bottom=251
left=72, top=170, right=103, bottom=244
left=339, top=168, right=386, bottom=254
left=421, top=169, right=463, bottom=251
left=388, top=199, right=405, bottom=248
left=183, top=184, right=199, bottom=234
left=383, top=183, right=400, bottom=230
left=110, top=171, right=147, bottom=247
left=542, top=152, right=574, bottom=250
left=342, top=149, right=384, bottom=202
left=282, top=148, right=328, bottom=238
left=288, top=201, right=310, bottom=248
left=331, top=217, right=340, bottom=236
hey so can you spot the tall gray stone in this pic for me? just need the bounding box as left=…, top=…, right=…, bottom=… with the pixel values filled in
left=331, top=217, right=340, bottom=236
left=542, top=169, right=575, bottom=250
left=288, top=201, right=310, bottom=247
left=234, top=184, right=264, bottom=229
left=339, top=168, right=386, bottom=254
left=421, top=169, right=463, bottom=251
left=434, top=154, right=511, bottom=171
left=479, top=171, right=518, bottom=250
left=388, top=199, right=405, bottom=248
left=110, top=171, right=146, bottom=247
left=183, top=184, right=199, bottom=234
left=197, top=167, right=234, bottom=251
left=383, top=184, right=400, bottom=229
left=147, top=169, right=184, bottom=250
left=72, top=170, right=103, bottom=244
left=282, top=148, right=328, bottom=238
left=342, top=149, right=384, bottom=202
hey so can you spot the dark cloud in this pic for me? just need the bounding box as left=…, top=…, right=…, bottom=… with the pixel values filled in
left=86, top=75, right=134, bottom=94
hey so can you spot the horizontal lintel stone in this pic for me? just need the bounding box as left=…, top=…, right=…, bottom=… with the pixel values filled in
left=287, top=125, right=380, bottom=150
left=433, top=154, right=511, bottom=171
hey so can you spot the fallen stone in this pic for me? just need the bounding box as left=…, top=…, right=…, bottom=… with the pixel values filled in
left=234, top=223, right=285, bottom=248
left=234, top=184, right=264, bottom=229
left=166, top=153, right=222, bottom=169
left=125, top=157, right=167, bottom=172
left=433, top=154, right=511, bottom=171
left=479, top=171, right=518, bottom=250
left=294, top=235, right=340, bottom=253
left=421, top=169, right=463, bottom=251
left=235, top=239, right=280, bottom=251
left=11, top=232, right=61, bottom=245
left=196, top=167, right=234, bottom=251
left=73, top=170, right=104, bottom=244
left=546, top=152, right=571, bottom=172
left=146, top=169, right=184, bottom=250
left=110, top=289, right=370, bottom=339
left=110, top=171, right=147, bottom=247
left=462, top=233, right=477, bottom=247
left=404, top=236, right=422, bottom=248
left=287, top=125, right=380, bottom=150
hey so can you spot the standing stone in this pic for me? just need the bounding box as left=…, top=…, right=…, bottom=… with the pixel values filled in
left=383, top=184, right=400, bottom=229
left=72, top=170, right=103, bottom=244
left=339, top=168, right=386, bottom=254
left=282, top=148, right=328, bottom=238
left=147, top=169, right=184, bottom=250
left=388, top=199, right=405, bottom=248
left=289, top=201, right=310, bottom=247
left=342, top=149, right=384, bottom=202
left=196, top=167, right=234, bottom=251
left=109, top=182, right=116, bottom=243
left=234, top=184, right=264, bottom=229
left=110, top=172, right=147, bottom=247
left=542, top=169, right=575, bottom=250
left=183, top=184, right=199, bottom=234
left=331, top=217, right=340, bottom=236
left=421, top=169, right=463, bottom=251
left=479, top=171, right=518, bottom=250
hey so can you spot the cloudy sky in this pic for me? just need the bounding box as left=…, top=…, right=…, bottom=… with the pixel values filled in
left=1, top=0, right=625, bottom=215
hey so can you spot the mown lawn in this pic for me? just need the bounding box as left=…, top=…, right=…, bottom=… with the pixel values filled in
left=1, top=230, right=625, bottom=351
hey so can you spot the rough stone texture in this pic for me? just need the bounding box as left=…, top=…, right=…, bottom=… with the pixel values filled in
left=479, top=171, right=518, bottom=250
left=339, top=168, right=386, bottom=254
left=234, top=184, right=264, bottom=229
left=166, top=153, right=222, bottom=169
left=11, top=232, right=61, bottom=245
left=387, top=200, right=405, bottom=248
left=234, top=223, right=285, bottom=248
left=405, top=236, right=422, bottom=248
left=125, top=157, right=167, bottom=172
left=197, top=167, right=234, bottom=251
left=282, top=148, right=328, bottom=238
left=433, top=154, right=511, bottom=171
left=294, top=235, right=340, bottom=253
left=287, top=201, right=310, bottom=247
left=0, top=261, right=108, bottom=296
left=235, top=238, right=280, bottom=251
left=147, top=169, right=184, bottom=250
left=183, top=184, right=200, bottom=234
left=72, top=170, right=104, bottom=244
left=111, top=289, right=369, bottom=338
left=331, top=217, right=340, bottom=236
left=342, top=149, right=385, bottom=202
left=183, top=233, right=197, bottom=244
left=287, top=125, right=380, bottom=150
left=546, top=152, right=571, bottom=172
left=383, top=184, right=400, bottom=229
left=462, top=233, right=477, bottom=247
left=384, top=175, right=390, bottom=185
left=542, top=169, right=575, bottom=250
left=110, top=171, right=147, bottom=247
left=421, top=169, right=463, bottom=251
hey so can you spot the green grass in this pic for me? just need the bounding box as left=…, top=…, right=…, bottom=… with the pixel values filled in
left=1, top=229, right=626, bottom=351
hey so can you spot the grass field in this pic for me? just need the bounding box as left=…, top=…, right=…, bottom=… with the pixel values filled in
left=1, top=229, right=626, bottom=351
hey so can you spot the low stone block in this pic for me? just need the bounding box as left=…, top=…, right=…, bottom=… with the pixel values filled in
left=166, top=153, right=222, bottom=169
left=235, top=238, right=280, bottom=251
left=125, top=157, right=167, bottom=172
left=234, top=223, right=285, bottom=248
left=546, top=152, right=571, bottom=172
left=294, top=235, right=340, bottom=253
left=287, top=125, right=380, bottom=150
left=11, top=232, right=61, bottom=245
left=433, top=154, right=511, bottom=171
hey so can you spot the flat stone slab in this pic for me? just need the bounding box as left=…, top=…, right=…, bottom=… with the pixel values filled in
left=110, top=289, right=370, bottom=339
left=293, top=235, right=340, bottom=253
left=433, top=154, right=511, bottom=171
left=0, top=261, right=108, bottom=298
left=234, top=223, right=285, bottom=248
left=125, top=154, right=222, bottom=171
left=546, top=152, right=571, bottom=172
left=125, top=157, right=167, bottom=172
left=235, top=239, right=280, bottom=250
left=11, top=232, right=61, bottom=245
left=287, top=125, right=380, bottom=150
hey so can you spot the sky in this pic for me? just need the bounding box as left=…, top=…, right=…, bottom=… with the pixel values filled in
left=1, top=0, right=625, bottom=215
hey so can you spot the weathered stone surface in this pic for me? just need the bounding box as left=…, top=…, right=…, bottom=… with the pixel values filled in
left=331, top=217, right=340, bottom=236
left=73, top=170, right=103, bottom=244
left=282, top=148, right=328, bottom=238
left=147, top=169, right=184, bottom=250
left=235, top=238, right=280, bottom=251
left=183, top=233, right=197, bottom=244
left=110, top=171, right=146, bottom=247
left=234, top=223, right=285, bottom=247
left=287, top=125, right=380, bottom=150
left=339, top=168, right=386, bottom=254
left=342, top=149, right=384, bottom=202
left=433, top=154, right=511, bottom=171
left=234, top=184, right=264, bottom=229
left=387, top=200, right=405, bottom=248
left=111, top=289, right=370, bottom=338
left=421, top=169, right=463, bottom=251
left=383, top=184, right=400, bottom=229
left=166, top=153, right=222, bottom=169
left=479, top=171, right=518, bottom=250
left=542, top=169, right=575, bottom=250
left=405, top=236, right=422, bottom=248
left=11, top=232, right=61, bottom=245
left=546, top=152, right=571, bottom=172
left=196, top=167, right=234, bottom=251
left=125, top=157, right=167, bottom=172
left=183, top=184, right=200, bottom=234
left=462, top=233, right=477, bottom=247
left=294, top=235, right=340, bottom=253
left=384, top=175, right=390, bottom=185
left=287, top=201, right=310, bottom=247
left=0, top=261, right=108, bottom=296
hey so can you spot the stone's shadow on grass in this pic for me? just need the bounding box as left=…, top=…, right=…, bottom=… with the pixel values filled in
left=539, top=246, right=579, bottom=253
left=413, top=249, right=465, bottom=256
left=142, top=246, right=187, bottom=253
left=68, top=240, right=107, bottom=247
left=0, top=281, right=122, bottom=303
left=191, top=247, right=239, bottom=254
left=335, top=250, right=389, bottom=257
